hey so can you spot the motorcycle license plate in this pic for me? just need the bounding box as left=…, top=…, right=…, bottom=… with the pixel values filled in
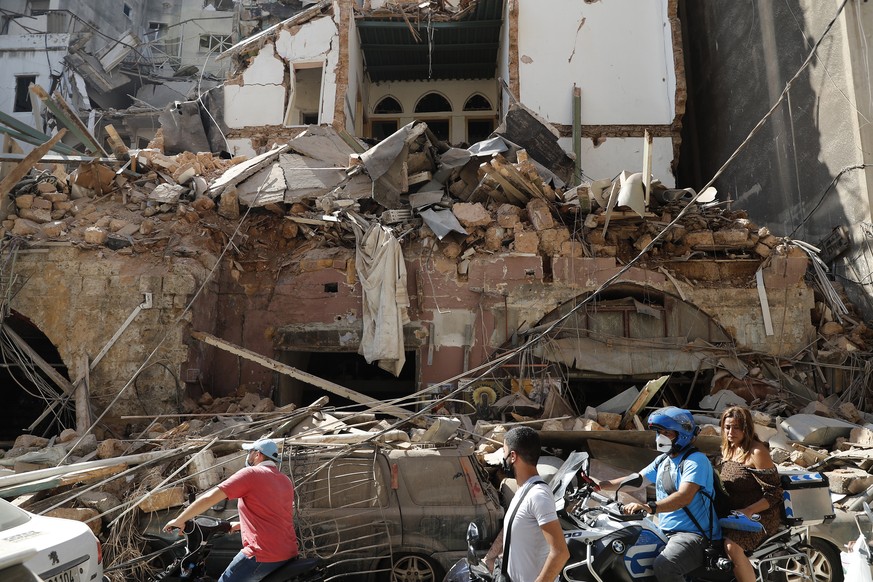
left=44, top=567, right=81, bottom=582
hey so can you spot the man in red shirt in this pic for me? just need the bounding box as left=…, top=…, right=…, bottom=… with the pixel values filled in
left=164, top=438, right=297, bottom=582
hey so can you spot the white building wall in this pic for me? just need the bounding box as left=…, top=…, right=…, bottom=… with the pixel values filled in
left=0, top=34, right=70, bottom=126
left=345, top=9, right=365, bottom=134
left=517, top=0, right=674, bottom=125
left=178, top=5, right=234, bottom=77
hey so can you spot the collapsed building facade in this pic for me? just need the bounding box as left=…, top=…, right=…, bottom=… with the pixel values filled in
left=0, top=0, right=865, bottom=444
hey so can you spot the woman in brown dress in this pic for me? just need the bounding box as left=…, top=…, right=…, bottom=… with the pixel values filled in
left=718, top=406, right=783, bottom=582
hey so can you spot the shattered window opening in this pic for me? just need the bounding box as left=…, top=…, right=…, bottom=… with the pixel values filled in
left=371, top=120, right=399, bottom=141
left=13, top=76, right=36, bottom=113
left=200, top=34, right=232, bottom=53
left=123, top=3, right=132, bottom=18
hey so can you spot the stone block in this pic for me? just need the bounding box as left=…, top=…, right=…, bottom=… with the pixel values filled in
left=452, top=202, right=492, bottom=228
left=560, top=241, right=585, bottom=257
left=239, top=391, right=261, bottom=410
left=14, top=194, right=34, bottom=209
left=591, top=244, right=617, bottom=257
left=484, top=226, right=505, bottom=251
left=192, top=196, right=215, bottom=212
left=31, top=197, right=53, bottom=211
left=596, top=412, right=621, bottom=430
left=12, top=218, right=41, bottom=236
left=850, top=427, right=873, bottom=446
left=58, top=428, right=79, bottom=443
left=36, top=181, right=57, bottom=193
left=713, top=229, right=750, bottom=246
left=188, top=449, right=222, bottom=491
left=140, top=219, right=156, bottom=235
left=526, top=198, right=554, bottom=231
left=54, top=200, right=74, bottom=212
left=117, top=222, right=140, bottom=237
left=571, top=417, right=604, bottom=431
left=19, top=207, right=52, bottom=223
left=13, top=434, right=49, bottom=449
left=218, top=187, right=240, bottom=220
left=838, top=402, right=863, bottom=424
left=109, top=219, right=129, bottom=232
left=42, top=191, right=68, bottom=203
left=41, top=221, right=65, bottom=238
left=45, top=508, right=101, bottom=536
left=684, top=230, right=715, bottom=247
left=84, top=227, right=108, bottom=245
left=513, top=230, right=539, bottom=254
left=800, top=400, right=834, bottom=418
left=96, top=438, right=126, bottom=459
left=137, top=486, right=186, bottom=513
left=538, top=227, right=570, bottom=256
left=496, top=204, right=522, bottom=228
left=824, top=467, right=873, bottom=494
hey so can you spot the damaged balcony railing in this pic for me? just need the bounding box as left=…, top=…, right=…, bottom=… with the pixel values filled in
left=290, top=445, right=395, bottom=581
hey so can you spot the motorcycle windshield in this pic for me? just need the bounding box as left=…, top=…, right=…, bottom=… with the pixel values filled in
left=549, top=451, right=589, bottom=510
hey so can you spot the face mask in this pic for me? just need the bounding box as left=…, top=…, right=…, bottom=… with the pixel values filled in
left=655, top=433, right=674, bottom=453
left=501, top=454, right=515, bottom=479
left=245, top=451, right=256, bottom=467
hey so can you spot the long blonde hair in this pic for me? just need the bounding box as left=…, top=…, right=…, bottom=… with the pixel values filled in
left=720, top=406, right=756, bottom=463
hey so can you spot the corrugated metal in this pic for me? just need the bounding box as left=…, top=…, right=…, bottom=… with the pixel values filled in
left=356, top=0, right=505, bottom=82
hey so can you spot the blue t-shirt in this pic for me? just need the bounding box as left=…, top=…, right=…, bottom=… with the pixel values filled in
left=642, top=450, right=722, bottom=540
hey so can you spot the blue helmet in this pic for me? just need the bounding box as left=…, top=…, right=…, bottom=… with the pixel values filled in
left=648, top=407, right=699, bottom=452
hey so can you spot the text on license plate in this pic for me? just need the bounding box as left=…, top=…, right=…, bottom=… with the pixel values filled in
left=45, top=567, right=80, bottom=582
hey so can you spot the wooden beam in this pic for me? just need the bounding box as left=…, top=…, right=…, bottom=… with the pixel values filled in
left=104, top=124, right=129, bottom=159
left=0, top=464, right=127, bottom=499
left=29, top=85, right=107, bottom=156
left=620, top=375, right=669, bottom=429
left=190, top=331, right=415, bottom=422
left=0, top=128, right=66, bottom=199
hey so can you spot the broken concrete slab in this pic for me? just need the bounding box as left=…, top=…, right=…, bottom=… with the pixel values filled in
left=781, top=414, right=856, bottom=447
left=207, top=144, right=290, bottom=199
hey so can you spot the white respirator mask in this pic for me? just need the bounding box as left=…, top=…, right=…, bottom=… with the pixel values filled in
left=655, top=433, right=674, bottom=453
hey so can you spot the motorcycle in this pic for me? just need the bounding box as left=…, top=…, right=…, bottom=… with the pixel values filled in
left=151, top=516, right=323, bottom=582
left=446, top=451, right=825, bottom=582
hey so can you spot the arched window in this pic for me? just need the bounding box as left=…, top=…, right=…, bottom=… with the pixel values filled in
left=414, top=92, right=452, bottom=113
left=464, top=94, right=492, bottom=111
left=374, top=96, right=402, bottom=114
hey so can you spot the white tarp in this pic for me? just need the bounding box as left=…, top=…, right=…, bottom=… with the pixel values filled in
left=353, top=222, right=410, bottom=376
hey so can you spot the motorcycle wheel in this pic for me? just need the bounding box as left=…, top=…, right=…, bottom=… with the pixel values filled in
left=773, top=538, right=844, bottom=582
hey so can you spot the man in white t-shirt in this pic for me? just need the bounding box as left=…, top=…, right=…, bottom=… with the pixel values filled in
left=500, top=427, right=569, bottom=582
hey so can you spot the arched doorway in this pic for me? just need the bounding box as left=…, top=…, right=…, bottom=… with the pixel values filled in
left=0, top=311, right=72, bottom=443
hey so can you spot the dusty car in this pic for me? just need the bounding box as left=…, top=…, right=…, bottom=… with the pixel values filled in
left=144, top=441, right=503, bottom=581
left=0, top=498, right=104, bottom=582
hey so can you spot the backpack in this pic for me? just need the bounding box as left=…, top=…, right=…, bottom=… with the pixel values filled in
left=656, top=447, right=731, bottom=520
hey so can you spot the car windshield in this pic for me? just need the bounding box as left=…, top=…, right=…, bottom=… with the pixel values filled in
left=0, top=499, right=31, bottom=532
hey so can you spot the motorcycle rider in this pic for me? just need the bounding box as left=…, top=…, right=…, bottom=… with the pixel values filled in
left=596, top=407, right=722, bottom=581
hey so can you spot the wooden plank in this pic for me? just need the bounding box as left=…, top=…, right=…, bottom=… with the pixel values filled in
left=50, top=89, right=109, bottom=157
left=0, top=128, right=66, bottom=198
left=29, top=86, right=104, bottom=156
left=190, top=331, right=417, bottom=422
left=620, top=375, right=669, bottom=429
left=538, top=429, right=721, bottom=456
left=104, top=124, right=129, bottom=159
left=486, top=164, right=529, bottom=205
left=0, top=108, right=81, bottom=155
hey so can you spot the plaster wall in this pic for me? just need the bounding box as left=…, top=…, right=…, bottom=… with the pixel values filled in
left=224, top=44, right=287, bottom=128
left=345, top=10, right=365, bottom=134
left=559, top=136, right=677, bottom=187
left=0, top=35, right=69, bottom=127
left=516, top=0, right=675, bottom=126
left=178, top=5, right=234, bottom=77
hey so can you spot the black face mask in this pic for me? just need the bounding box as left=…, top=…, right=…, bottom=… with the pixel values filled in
left=501, top=454, right=515, bottom=479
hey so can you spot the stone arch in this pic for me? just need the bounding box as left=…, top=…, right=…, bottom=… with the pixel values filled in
left=414, top=91, right=453, bottom=113
left=0, top=311, right=73, bottom=439
left=509, top=283, right=737, bottom=411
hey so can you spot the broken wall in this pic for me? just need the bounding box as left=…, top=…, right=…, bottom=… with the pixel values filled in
left=680, top=1, right=873, bottom=317
left=223, top=12, right=339, bottom=139
left=197, top=248, right=814, bottom=398
left=0, top=34, right=70, bottom=129
left=8, top=247, right=210, bottom=420
left=501, top=0, right=681, bottom=185
left=178, top=3, right=234, bottom=78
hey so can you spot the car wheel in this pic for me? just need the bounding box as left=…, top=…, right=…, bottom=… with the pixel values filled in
left=388, top=554, right=442, bottom=582
left=778, top=537, right=844, bottom=582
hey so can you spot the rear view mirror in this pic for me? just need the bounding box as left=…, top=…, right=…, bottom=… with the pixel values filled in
left=616, top=473, right=643, bottom=500
left=466, top=522, right=480, bottom=565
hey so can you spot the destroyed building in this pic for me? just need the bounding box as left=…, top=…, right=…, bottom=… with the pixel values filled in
left=1, top=2, right=873, bottom=581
